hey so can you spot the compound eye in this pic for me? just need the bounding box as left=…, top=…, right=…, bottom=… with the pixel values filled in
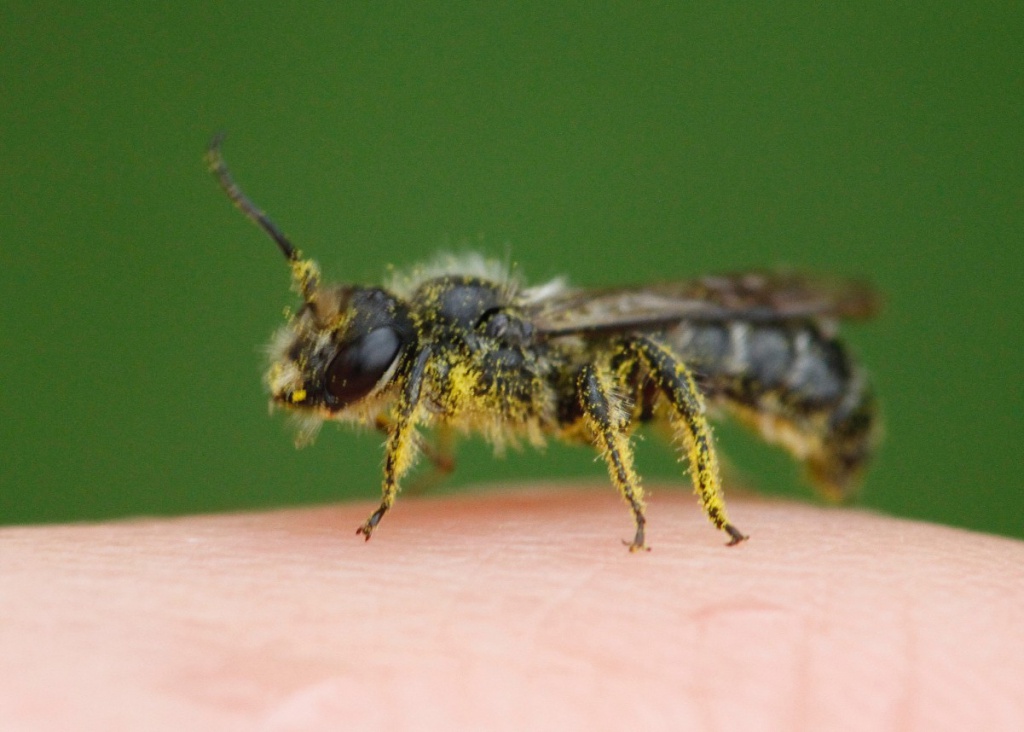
left=325, top=327, right=403, bottom=407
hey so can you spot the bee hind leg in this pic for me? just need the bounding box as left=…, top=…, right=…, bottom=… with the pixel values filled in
left=577, top=362, right=649, bottom=552
left=625, top=336, right=747, bottom=546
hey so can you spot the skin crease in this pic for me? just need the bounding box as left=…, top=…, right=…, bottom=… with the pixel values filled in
left=2, top=486, right=1023, bottom=731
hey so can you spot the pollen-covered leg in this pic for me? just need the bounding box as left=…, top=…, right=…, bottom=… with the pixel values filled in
left=357, top=349, right=432, bottom=540
left=356, top=420, right=418, bottom=539
left=374, top=417, right=455, bottom=495
left=577, top=363, right=649, bottom=552
left=407, top=426, right=456, bottom=496
left=356, top=441, right=417, bottom=540
left=628, top=336, right=747, bottom=546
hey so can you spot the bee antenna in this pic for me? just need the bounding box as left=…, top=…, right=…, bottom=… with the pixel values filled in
left=206, top=133, right=320, bottom=300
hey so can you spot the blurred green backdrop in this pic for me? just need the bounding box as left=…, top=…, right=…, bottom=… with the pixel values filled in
left=2, top=3, right=1021, bottom=539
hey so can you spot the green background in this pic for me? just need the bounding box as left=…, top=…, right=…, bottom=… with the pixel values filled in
left=2, top=3, right=1021, bottom=539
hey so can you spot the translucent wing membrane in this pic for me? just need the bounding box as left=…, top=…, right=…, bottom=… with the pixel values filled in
left=528, top=272, right=880, bottom=337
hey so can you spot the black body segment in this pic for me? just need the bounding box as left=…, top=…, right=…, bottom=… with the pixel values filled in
left=665, top=318, right=875, bottom=498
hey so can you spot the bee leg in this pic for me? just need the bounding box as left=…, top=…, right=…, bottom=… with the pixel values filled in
left=627, top=336, right=748, bottom=546
left=357, top=349, right=432, bottom=541
left=373, top=419, right=455, bottom=495
left=577, top=362, right=649, bottom=552
left=408, top=425, right=456, bottom=495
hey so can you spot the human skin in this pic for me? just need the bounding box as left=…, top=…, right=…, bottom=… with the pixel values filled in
left=1, top=486, right=1023, bottom=731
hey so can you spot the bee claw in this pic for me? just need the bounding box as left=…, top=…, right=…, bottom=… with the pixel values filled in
left=725, top=523, right=748, bottom=546
left=623, top=534, right=651, bottom=553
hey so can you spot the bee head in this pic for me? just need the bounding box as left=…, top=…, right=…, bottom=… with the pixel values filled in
left=266, top=285, right=415, bottom=415
left=207, top=135, right=415, bottom=417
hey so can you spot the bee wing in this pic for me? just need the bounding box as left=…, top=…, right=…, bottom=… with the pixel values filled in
left=528, top=272, right=880, bottom=337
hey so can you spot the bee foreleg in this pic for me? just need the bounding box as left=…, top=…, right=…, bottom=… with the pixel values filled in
left=374, top=416, right=456, bottom=495
left=626, top=336, right=747, bottom=546
left=577, top=362, right=649, bottom=552
left=357, top=348, right=433, bottom=540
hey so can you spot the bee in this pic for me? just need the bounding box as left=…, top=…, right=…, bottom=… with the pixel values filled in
left=207, top=136, right=879, bottom=551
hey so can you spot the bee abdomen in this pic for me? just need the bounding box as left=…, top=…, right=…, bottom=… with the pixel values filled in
left=667, top=320, right=877, bottom=498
